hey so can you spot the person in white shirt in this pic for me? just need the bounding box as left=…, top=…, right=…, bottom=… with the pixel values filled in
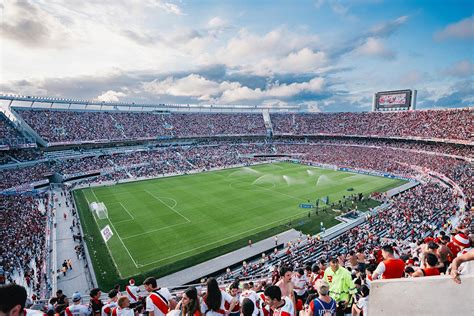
left=102, top=290, right=119, bottom=316
left=239, top=283, right=260, bottom=316
left=116, top=296, right=136, bottom=316
left=291, top=268, right=309, bottom=303
left=125, top=279, right=141, bottom=308
left=351, top=285, right=369, bottom=316
left=144, top=277, right=174, bottom=316
left=65, top=292, right=91, bottom=316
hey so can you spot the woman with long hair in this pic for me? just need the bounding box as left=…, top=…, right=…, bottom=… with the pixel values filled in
left=202, top=278, right=237, bottom=316
left=178, top=287, right=201, bottom=316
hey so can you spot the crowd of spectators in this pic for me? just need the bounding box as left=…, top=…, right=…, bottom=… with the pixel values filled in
left=0, top=163, right=52, bottom=190
left=16, top=109, right=267, bottom=144
left=0, top=113, right=24, bottom=143
left=14, top=108, right=472, bottom=145
left=271, top=108, right=472, bottom=141
left=0, top=195, right=49, bottom=299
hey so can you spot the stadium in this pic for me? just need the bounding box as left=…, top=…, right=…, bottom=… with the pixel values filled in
left=0, top=1, right=473, bottom=316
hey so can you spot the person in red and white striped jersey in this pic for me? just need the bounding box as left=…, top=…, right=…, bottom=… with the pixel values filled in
left=125, top=279, right=141, bottom=307
left=102, top=290, right=119, bottom=316
left=144, top=277, right=174, bottom=316
left=65, top=292, right=91, bottom=316
left=263, top=286, right=294, bottom=316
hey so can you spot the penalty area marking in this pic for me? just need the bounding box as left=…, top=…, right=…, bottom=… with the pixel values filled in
left=83, top=190, right=125, bottom=278
left=107, top=201, right=135, bottom=221
left=144, top=190, right=191, bottom=223
left=90, top=188, right=140, bottom=269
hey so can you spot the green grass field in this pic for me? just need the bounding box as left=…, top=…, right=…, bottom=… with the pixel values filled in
left=74, top=162, right=406, bottom=287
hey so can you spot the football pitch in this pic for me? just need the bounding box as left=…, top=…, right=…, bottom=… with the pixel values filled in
left=74, top=162, right=406, bottom=286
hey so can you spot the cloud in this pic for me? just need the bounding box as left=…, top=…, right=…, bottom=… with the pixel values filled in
left=146, top=0, right=185, bottom=15
left=215, top=28, right=323, bottom=75
left=399, top=70, right=422, bottom=86
left=121, top=29, right=162, bottom=46
left=206, top=17, right=232, bottom=36
left=141, top=74, right=325, bottom=103
left=219, top=77, right=325, bottom=103
left=370, top=15, right=409, bottom=37
left=143, top=74, right=229, bottom=101
left=418, top=80, right=473, bottom=108
left=330, top=15, right=408, bottom=59
left=0, top=0, right=72, bottom=48
left=435, top=15, right=474, bottom=41
left=353, top=37, right=395, bottom=59
left=443, top=60, right=474, bottom=78
left=96, top=90, right=127, bottom=102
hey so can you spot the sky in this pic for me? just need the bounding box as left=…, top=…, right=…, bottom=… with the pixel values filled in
left=0, top=0, right=473, bottom=112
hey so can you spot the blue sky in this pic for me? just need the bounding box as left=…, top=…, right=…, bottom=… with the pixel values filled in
left=0, top=0, right=472, bottom=111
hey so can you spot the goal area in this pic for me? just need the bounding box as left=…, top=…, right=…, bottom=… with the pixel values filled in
left=89, top=202, right=108, bottom=219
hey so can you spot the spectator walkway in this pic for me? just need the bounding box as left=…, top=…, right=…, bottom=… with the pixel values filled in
left=54, top=188, right=92, bottom=297
left=156, top=229, right=302, bottom=287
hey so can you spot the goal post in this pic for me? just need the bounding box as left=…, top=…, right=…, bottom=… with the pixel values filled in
left=89, top=202, right=108, bottom=219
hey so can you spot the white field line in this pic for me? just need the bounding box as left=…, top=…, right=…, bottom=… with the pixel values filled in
left=121, top=221, right=191, bottom=240
left=144, top=190, right=191, bottom=223
left=106, top=202, right=135, bottom=221
left=85, top=189, right=124, bottom=278
left=90, top=188, right=140, bottom=269
left=138, top=209, right=308, bottom=267
left=119, top=202, right=135, bottom=220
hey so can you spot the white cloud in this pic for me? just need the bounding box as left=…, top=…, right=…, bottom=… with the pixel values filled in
left=399, top=70, right=422, bottom=86
left=443, top=60, right=473, bottom=78
left=206, top=17, right=233, bottom=37
left=145, top=0, right=184, bottom=15
left=143, top=74, right=227, bottom=101
left=142, top=74, right=325, bottom=103
left=0, top=0, right=74, bottom=48
left=435, top=15, right=474, bottom=41
left=276, top=48, right=327, bottom=73
left=354, top=37, right=395, bottom=59
left=215, top=28, right=323, bottom=75
left=220, top=77, right=325, bottom=103
left=96, top=90, right=126, bottom=102
left=370, top=15, right=409, bottom=37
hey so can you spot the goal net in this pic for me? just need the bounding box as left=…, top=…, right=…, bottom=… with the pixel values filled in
left=89, top=202, right=108, bottom=220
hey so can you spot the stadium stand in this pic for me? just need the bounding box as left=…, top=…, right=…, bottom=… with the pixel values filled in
left=271, top=108, right=472, bottom=141
left=0, top=103, right=472, bottom=316
left=15, top=109, right=267, bottom=144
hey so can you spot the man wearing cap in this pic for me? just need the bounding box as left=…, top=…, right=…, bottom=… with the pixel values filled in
left=447, top=233, right=463, bottom=258
left=453, top=233, right=472, bottom=256
left=307, top=280, right=336, bottom=316
left=323, top=258, right=356, bottom=316
left=102, top=290, right=119, bottom=316
left=125, top=279, right=141, bottom=309
left=65, top=292, right=91, bottom=316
